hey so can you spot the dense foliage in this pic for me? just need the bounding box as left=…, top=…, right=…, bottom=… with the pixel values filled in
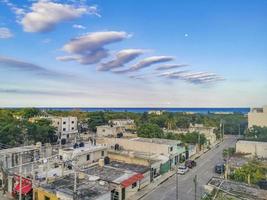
left=230, top=161, right=267, bottom=184
left=0, top=109, right=56, bottom=146
left=245, top=126, right=267, bottom=141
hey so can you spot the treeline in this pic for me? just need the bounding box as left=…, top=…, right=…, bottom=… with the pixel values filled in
left=0, top=108, right=249, bottom=147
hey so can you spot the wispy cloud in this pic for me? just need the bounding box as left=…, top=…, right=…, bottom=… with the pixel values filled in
left=98, top=49, right=146, bottom=71
left=57, top=31, right=130, bottom=65
left=0, top=27, right=13, bottom=39
left=0, top=55, right=71, bottom=78
left=156, top=64, right=189, bottom=70
left=113, top=56, right=174, bottom=74
left=160, top=70, right=225, bottom=84
left=20, top=1, right=99, bottom=32
left=73, top=24, right=86, bottom=29
left=0, top=88, right=88, bottom=96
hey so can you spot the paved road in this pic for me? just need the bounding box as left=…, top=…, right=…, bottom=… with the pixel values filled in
left=142, top=135, right=237, bottom=200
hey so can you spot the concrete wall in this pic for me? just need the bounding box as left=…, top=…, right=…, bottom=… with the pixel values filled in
left=51, top=117, right=78, bottom=139
left=59, top=147, right=107, bottom=166
left=99, top=138, right=170, bottom=156
left=248, top=112, right=267, bottom=128
left=236, top=140, right=267, bottom=158
left=107, top=151, right=150, bottom=166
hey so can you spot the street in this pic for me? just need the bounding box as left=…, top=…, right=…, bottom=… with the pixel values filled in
left=142, top=135, right=237, bottom=200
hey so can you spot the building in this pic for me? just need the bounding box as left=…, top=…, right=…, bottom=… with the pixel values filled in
left=59, top=142, right=107, bottom=167
left=248, top=105, right=267, bottom=128
left=96, top=125, right=125, bottom=137
left=35, top=173, right=111, bottom=200
left=109, top=119, right=135, bottom=130
left=107, top=149, right=164, bottom=181
left=82, top=163, right=145, bottom=200
left=29, top=116, right=79, bottom=142
left=148, top=110, right=164, bottom=115
left=0, top=145, right=41, bottom=169
left=236, top=140, right=267, bottom=158
left=166, top=123, right=217, bottom=146
left=51, top=116, right=78, bottom=141
left=106, top=161, right=150, bottom=189
left=97, top=137, right=185, bottom=169
left=204, top=177, right=267, bottom=200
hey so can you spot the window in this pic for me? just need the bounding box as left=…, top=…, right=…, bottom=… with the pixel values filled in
left=101, top=151, right=104, bottom=156
left=132, top=182, right=137, bottom=188
left=87, top=154, right=90, bottom=161
left=44, top=196, right=50, bottom=200
left=170, top=147, right=173, bottom=152
left=72, top=121, right=74, bottom=124
left=71, top=127, right=74, bottom=130
left=67, top=134, right=69, bottom=138
left=63, top=128, right=66, bottom=131
left=63, top=121, right=66, bottom=124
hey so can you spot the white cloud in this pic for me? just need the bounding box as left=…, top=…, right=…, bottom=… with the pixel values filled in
left=73, top=24, right=86, bottom=29
left=132, top=56, right=174, bottom=70
left=21, top=1, right=99, bottom=32
left=114, top=56, right=174, bottom=73
left=98, top=49, right=146, bottom=71
left=57, top=31, right=130, bottom=65
left=156, top=64, right=189, bottom=70
left=160, top=70, right=225, bottom=84
left=0, top=27, right=13, bottom=39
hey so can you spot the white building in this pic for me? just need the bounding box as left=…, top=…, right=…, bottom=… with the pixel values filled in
left=248, top=105, right=267, bottom=128
left=109, top=119, right=135, bottom=130
left=51, top=116, right=78, bottom=140
left=59, top=143, right=107, bottom=167
left=97, top=125, right=125, bottom=137
left=236, top=140, right=267, bottom=158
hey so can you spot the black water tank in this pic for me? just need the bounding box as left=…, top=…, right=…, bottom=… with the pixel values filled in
left=79, top=142, right=84, bottom=147
left=73, top=143, right=79, bottom=148
left=104, top=156, right=110, bottom=165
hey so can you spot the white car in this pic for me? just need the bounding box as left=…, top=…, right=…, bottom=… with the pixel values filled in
left=177, top=166, right=189, bottom=175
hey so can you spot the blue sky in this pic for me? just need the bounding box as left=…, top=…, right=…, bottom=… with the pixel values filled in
left=0, top=0, right=266, bottom=107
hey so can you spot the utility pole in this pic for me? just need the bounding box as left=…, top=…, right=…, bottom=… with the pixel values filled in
left=193, top=175, right=197, bottom=200
left=176, top=166, right=178, bottom=200
left=19, top=154, right=22, bottom=200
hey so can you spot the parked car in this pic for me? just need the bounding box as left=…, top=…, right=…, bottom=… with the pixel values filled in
left=185, top=160, right=197, bottom=168
left=177, top=165, right=189, bottom=175
left=215, top=164, right=225, bottom=174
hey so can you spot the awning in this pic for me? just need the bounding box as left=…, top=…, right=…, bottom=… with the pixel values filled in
left=13, top=176, right=32, bottom=195
left=121, top=173, right=144, bottom=188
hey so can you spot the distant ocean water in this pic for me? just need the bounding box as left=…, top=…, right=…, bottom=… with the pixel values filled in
left=40, top=107, right=250, bottom=114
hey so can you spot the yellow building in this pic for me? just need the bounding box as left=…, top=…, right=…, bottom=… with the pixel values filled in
left=34, top=187, right=58, bottom=200
left=248, top=105, right=267, bottom=128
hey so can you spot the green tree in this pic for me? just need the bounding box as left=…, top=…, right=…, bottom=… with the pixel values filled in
left=138, top=123, right=164, bottom=138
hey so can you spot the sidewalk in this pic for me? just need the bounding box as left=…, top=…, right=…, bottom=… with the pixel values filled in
left=131, top=141, right=222, bottom=200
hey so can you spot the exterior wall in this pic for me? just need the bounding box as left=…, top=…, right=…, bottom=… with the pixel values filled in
left=97, top=126, right=124, bottom=137
left=34, top=188, right=58, bottom=200
left=59, top=146, right=107, bottom=166
left=248, top=108, right=267, bottom=128
left=236, top=140, right=267, bottom=158
left=139, top=171, right=150, bottom=189
left=51, top=117, right=78, bottom=139
left=99, top=138, right=170, bottom=155
left=107, top=151, right=150, bottom=166
left=109, top=119, right=135, bottom=130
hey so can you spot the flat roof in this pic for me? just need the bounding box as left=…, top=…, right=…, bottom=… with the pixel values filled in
left=0, top=145, right=39, bottom=156
left=107, top=161, right=150, bottom=174
left=61, top=143, right=107, bottom=155
left=131, top=137, right=181, bottom=145
left=41, top=174, right=110, bottom=200
left=82, top=165, right=137, bottom=184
